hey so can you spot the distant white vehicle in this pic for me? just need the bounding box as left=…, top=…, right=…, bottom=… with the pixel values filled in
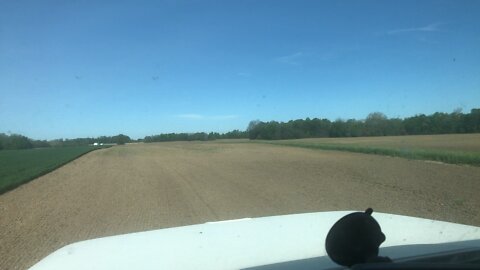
left=29, top=211, right=480, bottom=270
left=93, top=143, right=99, bottom=146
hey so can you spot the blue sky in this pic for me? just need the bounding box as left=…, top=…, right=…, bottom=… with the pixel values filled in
left=1, top=0, right=479, bottom=139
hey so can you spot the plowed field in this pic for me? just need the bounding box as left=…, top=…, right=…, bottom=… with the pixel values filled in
left=1, top=142, right=479, bottom=269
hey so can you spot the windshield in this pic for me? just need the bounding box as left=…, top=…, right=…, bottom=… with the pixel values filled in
left=1, top=1, right=479, bottom=270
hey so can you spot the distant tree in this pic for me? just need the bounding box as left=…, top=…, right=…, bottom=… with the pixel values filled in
left=113, top=134, right=131, bottom=145
left=364, top=112, right=388, bottom=136
left=330, top=119, right=347, bottom=137
left=464, top=109, right=480, bottom=133
left=345, top=119, right=364, bottom=137
left=31, top=140, right=51, bottom=148
left=310, top=118, right=331, bottom=137
left=450, top=109, right=466, bottom=133
left=0, top=133, right=5, bottom=150
left=4, top=134, right=33, bottom=149
left=247, top=120, right=262, bottom=139
left=220, top=130, right=247, bottom=139
left=385, top=118, right=405, bottom=136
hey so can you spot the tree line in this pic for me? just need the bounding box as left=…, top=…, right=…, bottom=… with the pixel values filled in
left=0, top=134, right=50, bottom=150
left=0, top=134, right=132, bottom=150
left=144, top=130, right=248, bottom=142
left=247, top=108, right=480, bottom=140
left=2, top=108, right=479, bottom=149
left=48, top=134, right=132, bottom=147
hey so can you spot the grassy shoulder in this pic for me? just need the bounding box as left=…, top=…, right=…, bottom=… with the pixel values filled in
left=0, top=146, right=109, bottom=194
left=256, top=138, right=480, bottom=166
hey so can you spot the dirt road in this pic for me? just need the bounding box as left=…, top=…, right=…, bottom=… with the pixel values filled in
left=1, top=142, right=480, bottom=269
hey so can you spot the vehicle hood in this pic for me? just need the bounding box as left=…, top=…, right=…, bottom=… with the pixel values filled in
left=29, top=211, right=480, bottom=270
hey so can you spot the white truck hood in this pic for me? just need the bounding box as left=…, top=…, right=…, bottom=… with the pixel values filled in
left=29, top=211, right=480, bottom=270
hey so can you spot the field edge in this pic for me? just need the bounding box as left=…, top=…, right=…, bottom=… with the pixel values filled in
left=0, top=146, right=111, bottom=195
left=252, top=141, right=480, bottom=166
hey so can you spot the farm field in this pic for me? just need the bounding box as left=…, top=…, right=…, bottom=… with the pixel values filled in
left=262, top=133, right=480, bottom=166
left=1, top=140, right=480, bottom=269
left=0, top=146, right=108, bottom=194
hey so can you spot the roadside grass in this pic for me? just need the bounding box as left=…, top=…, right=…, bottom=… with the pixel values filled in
left=257, top=140, right=480, bottom=166
left=0, top=146, right=109, bottom=194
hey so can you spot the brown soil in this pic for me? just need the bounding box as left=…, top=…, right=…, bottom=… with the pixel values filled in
left=1, top=142, right=479, bottom=270
left=292, top=133, right=480, bottom=152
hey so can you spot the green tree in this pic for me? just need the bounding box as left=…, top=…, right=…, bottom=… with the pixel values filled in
left=114, top=134, right=131, bottom=145
left=5, top=134, right=33, bottom=149
left=364, top=112, right=388, bottom=136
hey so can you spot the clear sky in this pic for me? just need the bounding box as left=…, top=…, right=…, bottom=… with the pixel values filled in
left=1, top=0, right=480, bottom=140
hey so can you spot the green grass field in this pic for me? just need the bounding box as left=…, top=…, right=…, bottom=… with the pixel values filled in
left=259, top=134, right=480, bottom=166
left=0, top=146, right=108, bottom=194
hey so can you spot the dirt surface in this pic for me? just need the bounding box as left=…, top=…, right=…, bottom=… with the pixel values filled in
left=292, top=133, right=480, bottom=152
left=1, top=142, right=480, bottom=270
